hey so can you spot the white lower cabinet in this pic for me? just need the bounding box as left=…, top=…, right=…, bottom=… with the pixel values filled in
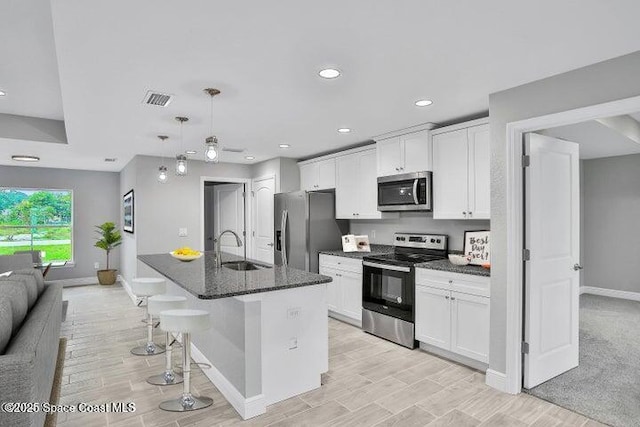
left=451, top=292, right=490, bottom=362
left=415, top=269, right=490, bottom=364
left=319, top=255, right=362, bottom=325
left=415, top=286, right=451, bottom=349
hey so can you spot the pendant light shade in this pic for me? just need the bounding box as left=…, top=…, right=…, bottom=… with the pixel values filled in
left=175, top=155, right=187, bottom=176
left=158, top=166, right=168, bottom=183
left=204, top=88, right=221, bottom=163
left=157, top=135, right=169, bottom=184
left=205, top=136, right=219, bottom=163
left=175, top=116, right=189, bottom=176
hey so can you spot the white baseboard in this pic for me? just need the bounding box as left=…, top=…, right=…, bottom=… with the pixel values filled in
left=486, top=369, right=509, bottom=393
left=580, top=286, right=640, bottom=302
left=48, top=276, right=98, bottom=287
left=117, top=275, right=138, bottom=305
left=182, top=334, right=266, bottom=420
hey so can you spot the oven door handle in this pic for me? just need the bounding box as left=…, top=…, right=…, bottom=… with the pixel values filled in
left=363, top=261, right=411, bottom=273
left=412, top=179, right=419, bottom=205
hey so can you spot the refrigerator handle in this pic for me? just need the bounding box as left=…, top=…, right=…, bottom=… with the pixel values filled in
left=281, top=209, right=288, bottom=266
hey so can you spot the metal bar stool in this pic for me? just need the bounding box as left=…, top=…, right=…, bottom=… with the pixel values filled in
left=146, top=295, right=188, bottom=386
left=158, top=309, right=213, bottom=412
left=130, top=277, right=166, bottom=356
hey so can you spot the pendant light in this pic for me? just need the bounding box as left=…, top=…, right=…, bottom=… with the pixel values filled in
left=203, top=88, right=221, bottom=163
left=175, top=116, right=189, bottom=176
left=157, top=135, right=169, bottom=183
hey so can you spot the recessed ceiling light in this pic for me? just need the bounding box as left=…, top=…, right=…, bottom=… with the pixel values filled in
left=279, top=144, right=290, bottom=149
left=185, top=150, right=197, bottom=155
left=318, top=68, right=341, bottom=79
left=245, top=156, right=255, bottom=160
left=0, top=90, right=6, bottom=97
left=415, top=99, right=433, bottom=107
left=12, top=155, right=39, bottom=162
left=337, top=128, right=352, bottom=133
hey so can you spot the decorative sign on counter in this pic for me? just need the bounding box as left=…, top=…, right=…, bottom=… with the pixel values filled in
left=464, top=230, right=490, bottom=265
left=341, top=235, right=371, bottom=253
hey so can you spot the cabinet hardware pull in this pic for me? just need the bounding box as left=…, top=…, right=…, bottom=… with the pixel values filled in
left=445, top=295, right=450, bottom=299
left=448, top=280, right=453, bottom=284
left=451, top=297, right=456, bottom=301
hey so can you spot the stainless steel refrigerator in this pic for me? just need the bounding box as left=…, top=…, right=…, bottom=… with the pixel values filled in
left=275, top=191, right=348, bottom=273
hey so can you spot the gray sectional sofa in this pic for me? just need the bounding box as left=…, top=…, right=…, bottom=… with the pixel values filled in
left=0, top=254, right=63, bottom=427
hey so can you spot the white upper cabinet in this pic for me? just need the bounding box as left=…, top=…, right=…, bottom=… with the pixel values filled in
left=336, top=148, right=392, bottom=219
left=376, top=129, right=431, bottom=177
left=433, top=129, right=468, bottom=219
left=467, top=125, right=490, bottom=219
left=299, top=158, right=336, bottom=191
left=376, top=137, right=403, bottom=176
left=433, top=121, right=490, bottom=220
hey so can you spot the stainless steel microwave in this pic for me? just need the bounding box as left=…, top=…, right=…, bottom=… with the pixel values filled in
left=377, top=171, right=432, bottom=212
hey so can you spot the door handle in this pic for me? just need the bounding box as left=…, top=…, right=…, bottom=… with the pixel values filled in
left=281, top=210, right=288, bottom=266
left=573, top=264, right=583, bottom=271
left=412, top=179, right=419, bottom=205
left=267, top=243, right=274, bottom=247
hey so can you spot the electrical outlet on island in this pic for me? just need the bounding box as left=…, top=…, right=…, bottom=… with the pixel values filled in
left=178, top=228, right=188, bottom=237
left=94, top=262, right=100, bottom=269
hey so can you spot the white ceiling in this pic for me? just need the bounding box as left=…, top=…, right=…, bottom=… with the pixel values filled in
left=539, top=117, right=640, bottom=159
left=0, top=0, right=62, bottom=120
left=2, top=0, right=640, bottom=171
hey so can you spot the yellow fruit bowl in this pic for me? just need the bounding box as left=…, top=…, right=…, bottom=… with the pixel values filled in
left=170, top=249, right=202, bottom=262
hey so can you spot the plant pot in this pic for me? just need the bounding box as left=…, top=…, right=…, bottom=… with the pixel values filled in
left=97, top=269, right=117, bottom=285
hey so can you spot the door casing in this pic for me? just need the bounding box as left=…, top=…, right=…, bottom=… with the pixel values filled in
left=501, top=94, right=640, bottom=395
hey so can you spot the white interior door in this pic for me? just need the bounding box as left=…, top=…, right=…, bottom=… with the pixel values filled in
left=524, top=133, right=580, bottom=389
left=252, top=176, right=275, bottom=264
left=214, top=183, right=245, bottom=256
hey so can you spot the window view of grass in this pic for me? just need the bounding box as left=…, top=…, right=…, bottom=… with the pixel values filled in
left=0, top=189, right=73, bottom=263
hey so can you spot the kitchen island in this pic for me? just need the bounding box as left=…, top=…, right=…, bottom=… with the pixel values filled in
left=138, top=251, right=332, bottom=419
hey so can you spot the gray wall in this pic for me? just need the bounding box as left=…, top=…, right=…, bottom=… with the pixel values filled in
left=119, top=157, right=138, bottom=285
left=122, top=155, right=299, bottom=282
left=489, top=50, right=640, bottom=374
left=0, top=165, right=120, bottom=281
left=350, top=214, right=490, bottom=251
left=130, top=155, right=252, bottom=281
left=582, top=154, right=640, bottom=292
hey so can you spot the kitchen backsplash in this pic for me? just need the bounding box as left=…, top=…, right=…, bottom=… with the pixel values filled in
left=349, top=212, right=490, bottom=251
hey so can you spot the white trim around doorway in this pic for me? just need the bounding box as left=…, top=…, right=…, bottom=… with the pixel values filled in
left=200, top=176, right=253, bottom=258
left=503, top=94, right=640, bottom=394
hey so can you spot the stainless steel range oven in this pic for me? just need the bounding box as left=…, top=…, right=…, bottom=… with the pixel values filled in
left=362, top=233, right=448, bottom=348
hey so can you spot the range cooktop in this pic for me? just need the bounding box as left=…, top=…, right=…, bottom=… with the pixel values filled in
left=362, top=232, right=448, bottom=267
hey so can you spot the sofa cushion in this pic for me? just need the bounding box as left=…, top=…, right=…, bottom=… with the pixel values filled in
left=0, top=281, right=28, bottom=329
left=0, top=275, right=37, bottom=309
left=0, top=296, right=12, bottom=353
left=12, top=268, right=45, bottom=295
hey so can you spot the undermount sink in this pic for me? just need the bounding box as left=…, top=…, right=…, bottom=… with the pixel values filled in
left=222, top=261, right=271, bottom=271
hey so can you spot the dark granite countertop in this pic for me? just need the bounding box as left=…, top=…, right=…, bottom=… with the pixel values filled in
left=319, top=244, right=394, bottom=259
left=415, top=259, right=491, bottom=277
left=138, top=251, right=332, bottom=299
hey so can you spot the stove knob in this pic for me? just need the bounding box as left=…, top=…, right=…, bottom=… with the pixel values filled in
left=436, top=239, right=441, bottom=244
left=430, top=238, right=436, bottom=243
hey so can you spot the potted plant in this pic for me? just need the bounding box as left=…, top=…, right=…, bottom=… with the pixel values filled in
left=94, top=221, right=122, bottom=285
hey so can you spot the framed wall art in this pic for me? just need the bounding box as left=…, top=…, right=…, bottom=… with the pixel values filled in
left=123, top=189, right=134, bottom=234
left=464, top=230, right=490, bottom=265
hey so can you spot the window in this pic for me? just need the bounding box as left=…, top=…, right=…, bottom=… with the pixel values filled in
left=0, top=188, right=73, bottom=263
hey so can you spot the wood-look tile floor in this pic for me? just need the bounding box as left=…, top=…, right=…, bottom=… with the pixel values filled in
left=57, top=284, right=603, bottom=427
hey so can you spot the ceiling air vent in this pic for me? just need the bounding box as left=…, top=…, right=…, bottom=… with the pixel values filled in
left=142, top=90, right=173, bottom=107
left=104, top=158, right=117, bottom=162
left=222, top=147, right=244, bottom=153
